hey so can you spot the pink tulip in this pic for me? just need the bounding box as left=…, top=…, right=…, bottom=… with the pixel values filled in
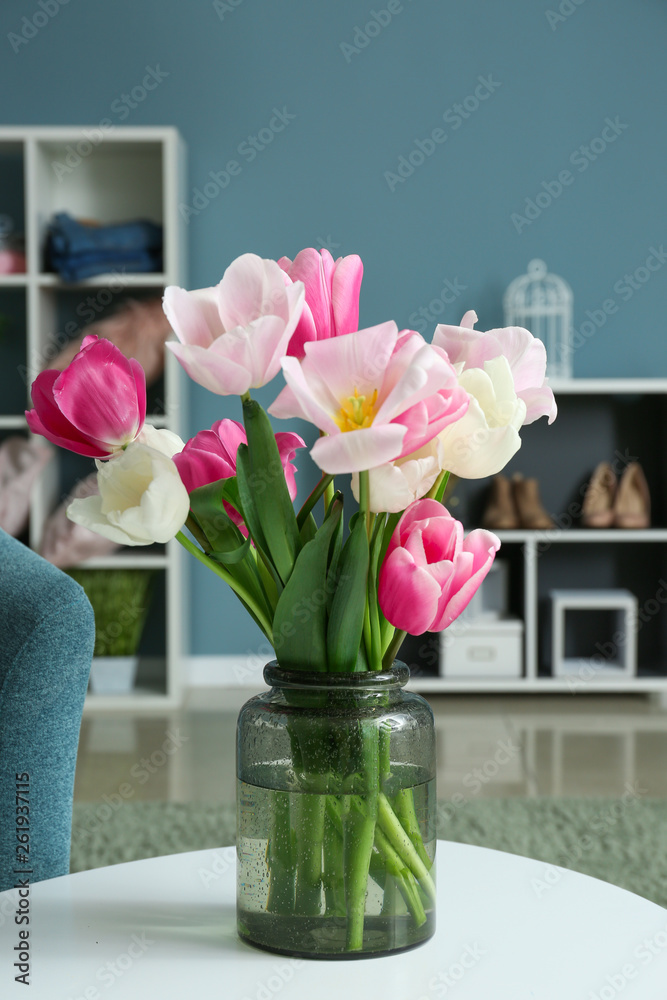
left=432, top=311, right=557, bottom=425
left=278, top=248, right=363, bottom=358
left=26, top=335, right=146, bottom=458
left=174, top=419, right=305, bottom=532
left=379, top=499, right=500, bottom=634
left=163, top=253, right=305, bottom=396
left=269, top=323, right=468, bottom=475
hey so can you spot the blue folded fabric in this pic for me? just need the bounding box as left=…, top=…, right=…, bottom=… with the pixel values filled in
left=50, top=250, right=161, bottom=283
left=46, top=212, right=163, bottom=282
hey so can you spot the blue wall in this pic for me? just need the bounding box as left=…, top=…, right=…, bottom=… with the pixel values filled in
left=2, top=0, right=666, bottom=654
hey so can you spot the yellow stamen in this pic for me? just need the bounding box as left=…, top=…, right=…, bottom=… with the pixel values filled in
left=334, top=387, right=378, bottom=433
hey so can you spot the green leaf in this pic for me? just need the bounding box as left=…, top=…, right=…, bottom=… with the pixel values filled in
left=272, top=499, right=343, bottom=671
left=189, top=477, right=271, bottom=616
left=242, top=397, right=300, bottom=585
left=188, top=479, right=251, bottom=562
left=327, top=514, right=370, bottom=673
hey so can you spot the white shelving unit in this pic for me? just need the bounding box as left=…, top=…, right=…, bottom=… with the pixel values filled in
left=0, top=126, right=187, bottom=712
left=407, top=378, right=667, bottom=696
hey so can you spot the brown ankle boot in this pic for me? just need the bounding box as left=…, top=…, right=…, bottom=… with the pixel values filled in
left=614, top=462, right=650, bottom=529
left=512, top=474, right=554, bottom=530
left=582, top=462, right=616, bottom=528
left=482, top=475, right=519, bottom=530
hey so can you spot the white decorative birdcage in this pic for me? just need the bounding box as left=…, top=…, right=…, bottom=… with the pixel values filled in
left=503, top=259, right=573, bottom=379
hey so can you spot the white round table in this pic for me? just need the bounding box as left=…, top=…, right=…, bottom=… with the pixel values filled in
left=1, top=842, right=665, bottom=998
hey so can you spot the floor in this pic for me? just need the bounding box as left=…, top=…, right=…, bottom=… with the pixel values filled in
left=74, top=691, right=667, bottom=806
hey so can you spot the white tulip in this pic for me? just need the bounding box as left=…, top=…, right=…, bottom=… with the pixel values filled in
left=67, top=440, right=190, bottom=546
left=437, top=356, right=526, bottom=479
left=351, top=439, right=441, bottom=514
left=136, top=424, right=185, bottom=458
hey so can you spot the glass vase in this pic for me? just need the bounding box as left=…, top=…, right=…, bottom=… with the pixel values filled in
left=236, top=661, right=436, bottom=959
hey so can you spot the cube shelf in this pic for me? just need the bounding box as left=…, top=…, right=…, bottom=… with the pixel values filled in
left=0, top=126, right=187, bottom=711
left=405, top=381, right=667, bottom=695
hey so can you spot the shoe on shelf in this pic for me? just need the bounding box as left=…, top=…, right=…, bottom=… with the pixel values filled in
left=481, top=474, right=520, bottom=530
left=512, top=474, right=555, bottom=530
left=614, top=462, right=650, bottom=529
left=581, top=461, right=617, bottom=528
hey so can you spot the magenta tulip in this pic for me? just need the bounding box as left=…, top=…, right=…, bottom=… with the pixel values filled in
left=26, top=335, right=146, bottom=458
left=174, top=419, right=305, bottom=531
left=379, top=499, right=500, bottom=634
left=278, top=248, right=363, bottom=358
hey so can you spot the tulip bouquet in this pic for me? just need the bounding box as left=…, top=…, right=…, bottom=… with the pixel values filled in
left=26, top=248, right=555, bottom=954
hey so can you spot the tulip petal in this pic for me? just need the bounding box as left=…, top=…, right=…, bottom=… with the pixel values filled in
left=54, top=338, right=142, bottom=447
left=27, top=371, right=110, bottom=457
left=331, top=254, right=363, bottom=336
left=166, top=341, right=253, bottom=396
left=163, top=285, right=221, bottom=348
left=379, top=548, right=441, bottom=635
left=311, top=423, right=406, bottom=475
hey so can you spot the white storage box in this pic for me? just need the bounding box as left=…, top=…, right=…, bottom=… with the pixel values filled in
left=550, top=589, right=637, bottom=678
left=440, top=618, right=524, bottom=678
left=460, top=560, right=509, bottom=622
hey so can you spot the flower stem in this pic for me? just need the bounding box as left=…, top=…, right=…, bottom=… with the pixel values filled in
left=176, top=530, right=273, bottom=638
left=394, top=787, right=433, bottom=872
left=426, top=469, right=450, bottom=504
left=296, top=473, right=334, bottom=529
left=377, top=792, right=436, bottom=903
left=382, top=629, right=407, bottom=670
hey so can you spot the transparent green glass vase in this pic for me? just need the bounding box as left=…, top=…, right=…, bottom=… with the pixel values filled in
left=236, top=662, right=436, bottom=959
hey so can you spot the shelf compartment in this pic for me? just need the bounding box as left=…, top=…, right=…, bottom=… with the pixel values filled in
left=0, top=140, right=26, bottom=263
left=32, top=138, right=164, bottom=277
left=0, top=288, right=28, bottom=414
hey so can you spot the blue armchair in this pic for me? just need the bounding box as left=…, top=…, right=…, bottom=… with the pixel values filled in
left=0, top=529, right=95, bottom=892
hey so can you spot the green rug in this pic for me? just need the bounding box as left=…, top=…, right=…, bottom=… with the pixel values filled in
left=71, top=798, right=667, bottom=909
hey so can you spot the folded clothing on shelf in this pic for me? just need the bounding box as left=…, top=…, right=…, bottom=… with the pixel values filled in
left=45, top=297, right=172, bottom=386
left=45, top=212, right=163, bottom=282
left=41, top=472, right=120, bottom=568
left=0, top=436, right=52, bottom=538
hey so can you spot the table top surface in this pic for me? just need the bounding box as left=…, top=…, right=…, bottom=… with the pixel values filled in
left=1, top=841, right=665, bottom=999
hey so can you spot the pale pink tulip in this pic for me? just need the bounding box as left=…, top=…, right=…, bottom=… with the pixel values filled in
left=432, top=310, right=557, bottom=425
left=269, top=323, right=468, bottom=475
left=163, top=253, right=305, bottom=396
left=278, top=248, right=363, bottom=357
left=379, top=499, right=500, bottom=634
left=26, top=335, right=146, bottom=458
